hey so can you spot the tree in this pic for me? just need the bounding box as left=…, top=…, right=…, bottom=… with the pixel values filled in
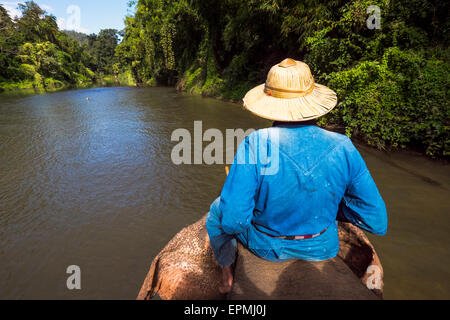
left=118, top=0, right=449, bottom=156
left=0, top=5, right=19, bottom=80
left=16, top=1, right=58, bottom=43
left=0, top=1, right=99, bottom=87
left=87, top=29, right=120, bottom=74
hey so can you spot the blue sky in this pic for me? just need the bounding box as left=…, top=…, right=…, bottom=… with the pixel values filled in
left=1, top=0, right=133, bottom=34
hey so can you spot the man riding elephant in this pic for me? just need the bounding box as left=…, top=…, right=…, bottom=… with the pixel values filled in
left=206, top=58, right=388, bottom=293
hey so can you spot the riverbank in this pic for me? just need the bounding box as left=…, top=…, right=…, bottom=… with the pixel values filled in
left=174, top=74, right=450, bottom=161
left=118, top=1, right=449, bottom=158
left=0, top=71, right=136, bottom=96
left=1, top=80, right=448, bottom=161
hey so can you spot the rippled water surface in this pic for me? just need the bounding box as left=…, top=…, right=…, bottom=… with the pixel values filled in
left=0, top=87, right=448, bottom=299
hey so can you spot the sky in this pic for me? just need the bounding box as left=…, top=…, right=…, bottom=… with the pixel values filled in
left=1, top=0, right=133, bottom=34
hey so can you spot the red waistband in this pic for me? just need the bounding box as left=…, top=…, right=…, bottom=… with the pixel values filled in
left=252, top=222, right=328, bottom=240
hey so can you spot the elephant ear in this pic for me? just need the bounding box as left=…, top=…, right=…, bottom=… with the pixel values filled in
left=337, top=222, right=384, bottom=298
left=137, top=216, right=226, bottom=300
left=137, top=254, right=161, bottom=300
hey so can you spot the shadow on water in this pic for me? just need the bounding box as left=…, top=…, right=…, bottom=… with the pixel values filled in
left=358, top=144, right=445, bottom=188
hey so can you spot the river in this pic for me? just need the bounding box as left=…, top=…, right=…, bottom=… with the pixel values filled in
left=0, top=86, right=448, bottom=299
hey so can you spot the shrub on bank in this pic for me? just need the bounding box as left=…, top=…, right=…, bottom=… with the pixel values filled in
left=318, top=48, right=449, bottom=157
left=44, top=78, right=66, bottom=91
left=92, top=0, right=450, bottom=157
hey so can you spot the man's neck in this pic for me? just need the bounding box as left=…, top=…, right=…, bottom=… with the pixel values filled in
left=273, top=120, right=318, bottom=127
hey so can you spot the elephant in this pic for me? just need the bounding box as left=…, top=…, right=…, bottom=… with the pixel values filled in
left=137, top=215, right=383, bottom=300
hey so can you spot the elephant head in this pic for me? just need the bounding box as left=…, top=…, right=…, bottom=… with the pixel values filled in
left=137, top=216, right=383, bottom=300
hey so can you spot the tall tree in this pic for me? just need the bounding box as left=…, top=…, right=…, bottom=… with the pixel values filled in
left=88, top=29, right=120, bottom=74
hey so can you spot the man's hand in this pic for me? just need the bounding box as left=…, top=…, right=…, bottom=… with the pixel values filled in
left=219, top=265, right=233, bottom=294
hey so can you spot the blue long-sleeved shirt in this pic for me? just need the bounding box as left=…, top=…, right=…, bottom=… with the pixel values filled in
left=219, top=123, right=387, bottom=256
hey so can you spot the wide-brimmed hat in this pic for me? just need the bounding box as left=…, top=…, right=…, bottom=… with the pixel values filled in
left=243, top=58, right=337, bottom=121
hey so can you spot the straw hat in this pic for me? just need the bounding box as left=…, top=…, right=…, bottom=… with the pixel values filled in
left=243, top=58, right=337, bottom=121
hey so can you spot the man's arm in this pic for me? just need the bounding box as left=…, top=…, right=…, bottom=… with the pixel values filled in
left=339, top=139, right=388, bottom=235
left=219, top=135, right=259, bottom=235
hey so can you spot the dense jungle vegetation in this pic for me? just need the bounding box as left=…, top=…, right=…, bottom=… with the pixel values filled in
left=117, top=0, right=449, bottom=157
left=0, top=1, right=128, bottom=93
left=0, top=1, right=448, bottom=157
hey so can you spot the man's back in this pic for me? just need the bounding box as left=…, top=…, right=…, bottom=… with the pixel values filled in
left=218, top=123, right=387, bottom=258
left=206, top=58, right=387, bottom=292
left=253, top=123, right=365, bottom=237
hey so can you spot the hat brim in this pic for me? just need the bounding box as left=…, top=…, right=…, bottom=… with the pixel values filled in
left=243, top=83, right=337, bottom=121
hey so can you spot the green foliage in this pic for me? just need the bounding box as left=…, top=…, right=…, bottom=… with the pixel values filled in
left=87, top=29, right=120, bottom=74
left=117, top=69, right=136, bottom=86
left=44, top=78, right=65, bottom=91
left=0, top=1, right=119, bottom=92
left=317, top=46, right=449, bottom=156
left=18, top=64, right=37, bottom=79
left=116, top=0, right=205, bottom=85
left=201, top=51, right=223, bottom=97
left=63, top=30, right=89, bottom=45
left=33, top=72, right=43, bottom=89
left=118, top=0, right=449, bottom=157
left=184, top=66, right=203, bottom=92
left=2, top=1, right=448, bottom=157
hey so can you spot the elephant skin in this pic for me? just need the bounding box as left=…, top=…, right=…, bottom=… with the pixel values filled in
left=137, top=216, right=383, bottom=300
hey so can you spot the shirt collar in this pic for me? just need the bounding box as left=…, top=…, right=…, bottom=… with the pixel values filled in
left=272, top=120, right=318, bottom=128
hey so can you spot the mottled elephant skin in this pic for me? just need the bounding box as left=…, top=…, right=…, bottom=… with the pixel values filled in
left=137, top=216, right=383, bottom=300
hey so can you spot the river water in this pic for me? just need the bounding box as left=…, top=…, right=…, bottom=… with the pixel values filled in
left=0, top=87, right=448, bottom=299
